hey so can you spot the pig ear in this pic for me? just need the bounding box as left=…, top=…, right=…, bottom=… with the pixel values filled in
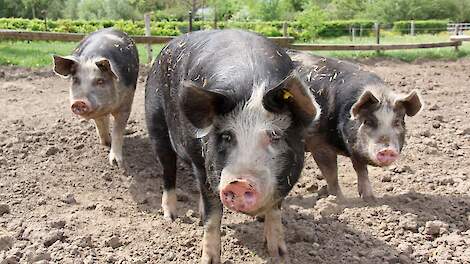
left=350, top=90, right=380, bottom=120
left=263, top=73, right=321, bottom=126
left=52, top=55, right=78, bottom=77
left=395, top=90, right=423, bottom=117
left=180, top=81, right=235, bottom=130
left=95, top=59, right=119, bottom=80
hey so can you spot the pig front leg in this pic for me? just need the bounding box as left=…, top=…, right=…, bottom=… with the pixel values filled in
left=194, top=165, right=223, bottom=264
left=264, top=207, right=288, bottom=263
left=351, top=157, right=375, bottom=202
left=201, top=201, right=222, bottom=264
left=309, top=144, right=344, bottom=201
left=109, top=109, right=131, bottom=169
left=94, top=115, right=111, bottom=147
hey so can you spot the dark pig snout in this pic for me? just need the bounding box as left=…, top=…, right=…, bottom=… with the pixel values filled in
left=376, top=148, right=399, bottom=166
left=220, top=179, right=260, bottom=213
left=71, top=100, right=93, bottom=116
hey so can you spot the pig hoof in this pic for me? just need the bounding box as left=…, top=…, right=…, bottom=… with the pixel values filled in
left=268, top=256, right=289, bottom=264
left=200, top=254, right=220, bottom=264
left=335, top=193, right=346, bottom=203
left=361, top=194, right=377, bottom=203
left=266, top=247, right=289, bottom=264
left=328, top=189, right=345, bottom=202
left=265, top=239, right=288, bottom=262
left=162, top=189, right=177, bottom=221
left=100, top=139, right=111, bottom=147
left=163, top=211, right=176, bottom=221
left=108, top=151, right=124, bottom=168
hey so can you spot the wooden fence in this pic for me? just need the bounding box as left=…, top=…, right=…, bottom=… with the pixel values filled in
left=0, top=30, right=294, bottom=48
left=0, top=29, right=462, bottom=52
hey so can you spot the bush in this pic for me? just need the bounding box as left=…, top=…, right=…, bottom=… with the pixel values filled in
left=319, top=20, right=376, bottom=38
left=393, top=20, right=449, bottom=34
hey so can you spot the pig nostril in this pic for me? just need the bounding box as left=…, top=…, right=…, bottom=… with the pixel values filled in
left=223, top=191, right=235, bottom=201
left=244, top=192, right=256, bottom=205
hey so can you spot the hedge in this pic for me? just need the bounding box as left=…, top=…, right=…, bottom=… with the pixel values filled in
left=392, top=20, right=449, bottom=34
left=0, top=18, right=450, bottom=40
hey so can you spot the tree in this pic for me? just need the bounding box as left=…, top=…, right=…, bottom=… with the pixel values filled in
left=106, top=0, right=141, bottom=20
left=63, top=0, right=80, bottom=19
left=77, top=0, right=141, bottom=20
left=20, top=0, right=57, bottom=19
left=326, top=0, right=366, bottom=20
left=361, top=0, right=464, bottom=23
left=46, top=0, right=66, bottom=19
left=297, top=3, right=326, bottom=40
left=77, top=0, right=107, bottom=20
left=0, top=0, right=25, bottom=18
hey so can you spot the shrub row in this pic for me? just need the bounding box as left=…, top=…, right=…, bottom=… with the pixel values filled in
left=0, top=18, right=450, bottom=40
left=392, top=20, right=449, bottom=34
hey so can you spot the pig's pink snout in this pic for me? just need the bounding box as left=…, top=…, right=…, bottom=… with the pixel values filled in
left=220, top=180, right=260, bottom=213
left=376, top=148, right=399, bottom=166
left=71, top=100, right=91, bottom=116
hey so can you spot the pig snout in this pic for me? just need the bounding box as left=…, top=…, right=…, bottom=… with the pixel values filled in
left=220, top=179, right=260, bottom=213
left=71, top=100, right=93, bottom=116
left=376, top=148, right=399, bottom=166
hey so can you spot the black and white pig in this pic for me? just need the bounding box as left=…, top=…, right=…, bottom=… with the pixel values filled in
left=288, top=50, right=423, bottom=202
left=145, top=30, right=320, bottom=263
left=52, top=28, right=139, bottom=168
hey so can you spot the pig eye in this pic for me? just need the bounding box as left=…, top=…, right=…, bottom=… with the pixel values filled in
left=363, top=119, right=377, bottom=128
left=96, top=78, right=105, bottom=85
left=220, top=132, right=233, bottom=143
left=393, top=119, right=403, bottom=128
left=268, top=130, right=282, bottom=143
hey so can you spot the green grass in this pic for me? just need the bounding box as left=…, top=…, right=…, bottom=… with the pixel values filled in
left=0, top=40, right=164, bottom=68
left=0, top=33, right=469, bottom=67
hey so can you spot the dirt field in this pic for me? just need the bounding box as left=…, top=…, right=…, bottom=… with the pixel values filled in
left=1, top=58, right=469, bottom=264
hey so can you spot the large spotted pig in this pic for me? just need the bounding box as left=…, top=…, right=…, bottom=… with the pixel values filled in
left=52, top=28, right=139, bottom=168
left=288, top=50, right=423, bottom=201
left=145, top=30, right=320, bottom=263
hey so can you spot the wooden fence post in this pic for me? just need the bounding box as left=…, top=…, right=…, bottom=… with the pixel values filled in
left=188, top=11, right=193, bottom=32
left=283, top=22, right=288, bottom=37
left=411, top=20, right=415, bottom=36
left=144, top=13, right=153, bottom=64
left=41, top=10, right=47, bottom=31
left=352, top=27, right=356, bottom=42
left=454, top=24, right=460, bottom=36
left=375, top=22, right=381, bottom=53
left=213, top=5, right=217, bottom=29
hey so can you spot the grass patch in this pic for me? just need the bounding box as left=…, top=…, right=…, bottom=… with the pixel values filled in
left=0, top=33, right=469, bottom=68
left=0, top=40, right=164, bottom=68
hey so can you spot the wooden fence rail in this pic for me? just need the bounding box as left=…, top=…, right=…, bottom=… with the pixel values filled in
left=0, top=30, right=462, bottom=51
left=0, top=30, right=294, bottom=47
left=291, top=41, right=462, bottom=51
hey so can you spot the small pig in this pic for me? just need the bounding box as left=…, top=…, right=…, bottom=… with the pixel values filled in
left=52, top=28, right=139, bottom=168
left=288, top=50, right=423, bottom=201
left=145, top=30, right=320, bottom=263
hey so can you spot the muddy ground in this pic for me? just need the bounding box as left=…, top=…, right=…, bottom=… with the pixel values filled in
left=0, top=58, right=469, bottom=264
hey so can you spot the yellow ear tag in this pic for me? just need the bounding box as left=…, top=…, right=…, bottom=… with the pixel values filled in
left=283, top=90, right=294, bottom=100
